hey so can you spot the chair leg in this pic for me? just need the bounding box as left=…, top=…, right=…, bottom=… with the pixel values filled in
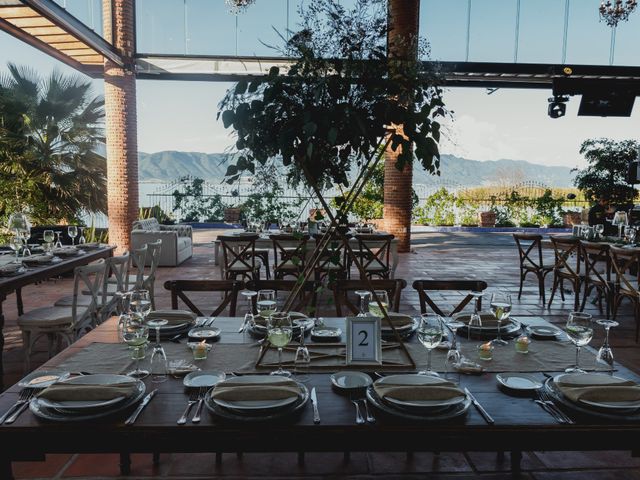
left=580, top=283, right=590, bottom=312
left=517, top=272, right=524, bottom=300
left=573, top=280, right=581, bottom=311
left=548, top=275, right=559, bottom=308
left=559, top=279, right=566, bottom=301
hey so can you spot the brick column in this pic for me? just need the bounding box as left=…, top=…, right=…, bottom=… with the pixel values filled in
left=103, top=0, right=138, bottom=253
left=383, top=0, right=419, bottom=253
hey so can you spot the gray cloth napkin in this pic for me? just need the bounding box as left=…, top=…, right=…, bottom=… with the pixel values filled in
left=555, top=373, right=640, bottom=404
left=373, top=377, right=465, bottom=401
left=210, top=378, right=301, bottom=402
left=37, top=382, right=137, bottom=401
left=147, top=310, right=197, bottom=325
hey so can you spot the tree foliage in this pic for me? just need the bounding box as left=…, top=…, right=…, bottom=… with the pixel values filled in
left=172, top=177, right=225, bottom=222
left=218, top=0, right=446, bottom=191
left=573, top=138, right=638, bottom=207
left=0, top=63, right=107, bottom=225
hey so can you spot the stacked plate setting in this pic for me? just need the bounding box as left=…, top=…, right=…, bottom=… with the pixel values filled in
left=146, top=310, right=197, bottom=340
left=379, top=314, right=418, bottom=340
left=248, top=312, right=313, bottom=339
left=204, top=375, right=309, bottom=422
left=544, top=373, right=640, bottom=420
left=29, top=374, right=146, bottom=422
left=453, top=312, right=522, bottom=340
left=365, top=374, right=471, bottom=421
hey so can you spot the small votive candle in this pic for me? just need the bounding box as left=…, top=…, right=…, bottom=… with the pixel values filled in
left=477, top=342, right=494, bottom=361
left=515, top=335, right=531, bottom=354
left=190, top=340, right=211, bottom=360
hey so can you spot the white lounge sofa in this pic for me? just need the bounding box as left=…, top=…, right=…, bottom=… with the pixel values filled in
left=131, top=218, right=193, bottom=266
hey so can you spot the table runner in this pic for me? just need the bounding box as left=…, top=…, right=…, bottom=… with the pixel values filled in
left=56, top=337, right=605, bottom=375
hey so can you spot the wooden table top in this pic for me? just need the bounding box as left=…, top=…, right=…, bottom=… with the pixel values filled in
left=1, top=315, right=639, bottom=461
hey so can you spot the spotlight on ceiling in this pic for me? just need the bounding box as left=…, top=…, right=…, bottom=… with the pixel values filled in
left=548, top=95, right=569, bottom=119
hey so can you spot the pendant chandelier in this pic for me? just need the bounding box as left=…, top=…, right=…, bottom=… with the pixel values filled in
left=225, top=0, right=256, bottom=14
left=599, top=0, right=638, bottom=27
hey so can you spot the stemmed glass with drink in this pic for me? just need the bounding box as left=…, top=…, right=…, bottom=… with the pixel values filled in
left=257, top=289, right=277, bottom=318
left=67, top=226, right=78, bottom=246
left=612, top=211, right=628, bottom=238
left=417, top=314, right=444, bottom=376
left=268, top=312, right=293, bottom=377
left=490, top=291, right=512, bottom=346
left=594, top=224, right=604, bottom=239
left=130, top=289, right=152, bottom=321
left=565, top=311, right=593, bottom=373
left=368, top=290, right=389, bottom=317
left=122, top=315, right=150, bottom=378
left=43, top=230, right=55, bottom=253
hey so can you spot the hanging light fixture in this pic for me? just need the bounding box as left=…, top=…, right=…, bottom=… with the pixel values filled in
left=225, top=0, right=256, bottom=14
left=599, top=0, right=638, bottom=27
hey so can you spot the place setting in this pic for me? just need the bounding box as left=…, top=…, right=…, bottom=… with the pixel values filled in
left=455, top=291, right=522, bottom=341
left=146, top=309, right=198, bottom=340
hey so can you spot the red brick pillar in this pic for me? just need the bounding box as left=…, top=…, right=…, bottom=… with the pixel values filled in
left=103, top=0, right=138, bottom=253
left=383, top=0, right=419, bottom=253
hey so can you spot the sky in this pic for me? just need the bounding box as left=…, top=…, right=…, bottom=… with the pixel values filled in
left=1, top=0, right=639, bottom=170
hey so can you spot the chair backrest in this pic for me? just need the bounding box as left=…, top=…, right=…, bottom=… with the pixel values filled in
left=550, top=236, right=582, bottom=278
left=72, top=259, right=107, bottom=329
left=246, top=279, right=319, bottom=315
left=333, top=279, right=407, bottom=316
left=129, top=244, right=148, bottom=290
left=219, top=235, right=258, bottom=274
left=145, top=239, right=163, bottom=279
left=163, top=280, right=241, bottom=316
left=356, top=234, right=394, bottom=274
left=609, top=245, right=640, bottom=293
left=312, top=233, right=348, bottom=273
left=412, top=279, right=488, bottom=316
left=132, top=218, right=160, bottom=231
left=271, top=234, right=310, bottom=276
left=513, top=233, right=544, bottom=271
left=103, top=252, right=130, bottom=304
left=580, top=240, right=611, bottom=285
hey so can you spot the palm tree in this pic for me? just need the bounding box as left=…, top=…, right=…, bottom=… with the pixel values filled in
left=0, top=63, right=107, bottom=225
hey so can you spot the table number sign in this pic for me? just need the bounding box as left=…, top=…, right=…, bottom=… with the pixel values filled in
left=346, top=317, right=382, bottom=365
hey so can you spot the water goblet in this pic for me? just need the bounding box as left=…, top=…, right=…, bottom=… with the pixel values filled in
left=417, top=314, right=444, bottom=376
left=355, top=290, right=370, bottom=317
left=54, top=231, right=63, bottom=248
left=257, top=289, right=277, bottom=318
left=565, top=311, right=593, bottom=373
left=467, top=291, right=484, bottom=340
left=612, top=211, right=628, bottom=238
left=67, top=225, right=78, bottom=246
left=8, top=236, right=22, bottom=263
left=147, top=318, right=168, bottom=383
left=20, top=228, right=31, bottom=256
left=594, top=224, right=604, bottom=239
left=490, top=291, right=512, bottom=346
left=625, top=226, right=636, bottom=244
left=368, top=290, right=389, bottom=318
left=122, top=316, right=149, bottom=378
left=78, top=227, right=86, bottom=245
left=130, top=289, right=152, bottom=321
left=444, top=315, right=466, bottom=371
left=596, top=319, right=618, bottom=372
left=43, top=230, right=55, bottom=253
left=268, top=312, right=293, bottom=377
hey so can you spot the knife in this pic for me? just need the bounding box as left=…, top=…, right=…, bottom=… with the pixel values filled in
left=310, top=387, right=320, bottom=424
left=125, top=389, right=157, bottom=425
left=464, top=387, right=494, bottom=425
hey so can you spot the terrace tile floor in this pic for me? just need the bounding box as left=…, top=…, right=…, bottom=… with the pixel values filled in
left=3, top=230, right=640, bottom=479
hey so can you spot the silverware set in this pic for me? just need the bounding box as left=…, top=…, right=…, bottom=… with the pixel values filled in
left=350, top=394, right=375, bottom=424
left=535, top=389, right=574, bottom=424
left=177, top=387, right=207, bottom=425
left=0, top=388, right=36, bottom=424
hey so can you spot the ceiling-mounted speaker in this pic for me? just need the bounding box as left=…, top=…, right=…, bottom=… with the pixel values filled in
left=578, top=91, right=636, bottom=117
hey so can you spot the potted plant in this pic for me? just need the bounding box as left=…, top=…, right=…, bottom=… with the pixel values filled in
left=479, top=210, right=497, bottom=228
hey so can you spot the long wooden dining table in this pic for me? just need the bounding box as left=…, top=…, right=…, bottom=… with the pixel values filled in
left=1, top=314, right=640, bottom=478
left=0, top=246, right=114, bottom=385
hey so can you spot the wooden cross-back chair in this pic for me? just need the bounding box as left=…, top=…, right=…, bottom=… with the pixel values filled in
left=513, top=233, right=553, bottom=303
left=609, top=246, right=640, bottom=341
left=312, top=233, right=349, bottom=283
left=163, top=280, right=241, bottom=317
left=412, top=280, right=488, bottom=316
left=271, top=234, right=310, bottom=280
left=333, top=279, right=407, bottom=317
left=548, top=236, right=584, bottom=310
left=580, top=240, right=613, bottom=318
left=245, top=279, right=319, bottom=315
left=219, top=235, right=261, bottom=282
left=355, top=234, right=395, bottom=279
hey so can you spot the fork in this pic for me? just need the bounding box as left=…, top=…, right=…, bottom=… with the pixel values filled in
left=191, top=387, right=207, bottom=423
left=177, top=389, right=200, bottom=425
left=350, top=398, right=365, bottom=425
left=538, top=389, right=574, bottom=424
left=3, top=389, right=34, bottom=425
left=357, top=398, right=375, bottom=423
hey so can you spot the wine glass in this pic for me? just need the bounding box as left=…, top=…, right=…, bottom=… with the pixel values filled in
left=565, top=311, right=593, bottom=373
left=444, top=315, right=466, bottom=372
left=490, top=291, right=512, bottom=346
left=294, top=317, right=311, bottom=366
left=67, top=226, right=78, bottom=246
left=8, top=236, right=21, bottom=263
left=20, top=228, right=31, bottom=256
left=612, top=211, right=628, bottom=238
left=467, top=291, right=484, bottom=340
left=355, top=290, right=370, bottom=317
left=122, top=316, right=149, bottom=378
left=54, top=231, right=63, bottom=248
left=78, top=227, right=86, bottom=245
left=130, top=289, right=152, bottom=321
left=257, top=289, right=277, bottom=318
left=240, top=290, right=257, bottom=335
left=596, top=319, right=618, bottom=372
left=268, top=312, right=293, bottom=377
left=147, top=318, right=168, bottom=383
left=417, top=314, right=444, bottom=376
left=43, top=230, right=55, bottom=253
left=368, top=290, right=389, bottom=318
left=625, top=226, right=636, bottom=244
left=594, top=224, right=604, bottom=239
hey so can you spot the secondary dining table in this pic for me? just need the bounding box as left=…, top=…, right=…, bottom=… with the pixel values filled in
left=1, top=315, right=640, bottom=480
left=0, top=246, right=114, bottom=385
left=212, top=231, right=400, bottom=278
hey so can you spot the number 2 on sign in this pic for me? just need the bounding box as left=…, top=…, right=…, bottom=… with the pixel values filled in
left=358, top=330, right=369, bottom=346
left=346, top=317, right=381, bottom=364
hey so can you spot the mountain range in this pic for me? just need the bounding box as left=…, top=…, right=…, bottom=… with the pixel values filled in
left=138, top=151, right=576, bottom=188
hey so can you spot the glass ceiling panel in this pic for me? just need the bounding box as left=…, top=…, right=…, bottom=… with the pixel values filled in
left=565, top=0, right=612, bottom=65
left=468, top=0, right=518, bottom=63
left=420, top=0, right=469, bottom=61
left=53, top=0, right=103, bottom=37
left=516, top=0, right=565, bottom=64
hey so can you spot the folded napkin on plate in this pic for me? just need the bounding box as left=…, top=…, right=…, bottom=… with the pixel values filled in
left=555, top=373, right=640, bottom=404
left=211, top=378, right=302, bottom=402
left=23, top=253, right=53, bottom=264
left=380, top=313, right=414, bottom=329
left=373, top=378, right=465, bottom=401
left=453, top=312, right=502, bottom=328
left=37, top=382, right=137, bottom=402
left=0, top=263, right=22, bottom=274
left=146, top=310, right=197, bottom=325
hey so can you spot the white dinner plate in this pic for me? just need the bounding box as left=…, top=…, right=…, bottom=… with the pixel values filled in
left=37, top=374, right=137, bottom=411
left=18, top=370, right=70, bottom=388
left=188, top=326, right=221, bottom=340
left=183, top=370, right=226, bottom=388
left=528, top=325, right=561, bottom=339
left=375, top=374, right=466, bottom=409
left=212, top=375, right=300, bottom=411
left=496, top=373, right=543, bottom=391
left=330, top=371, right=372, bottom=390
left=579, top=398, right=640, bottom=410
